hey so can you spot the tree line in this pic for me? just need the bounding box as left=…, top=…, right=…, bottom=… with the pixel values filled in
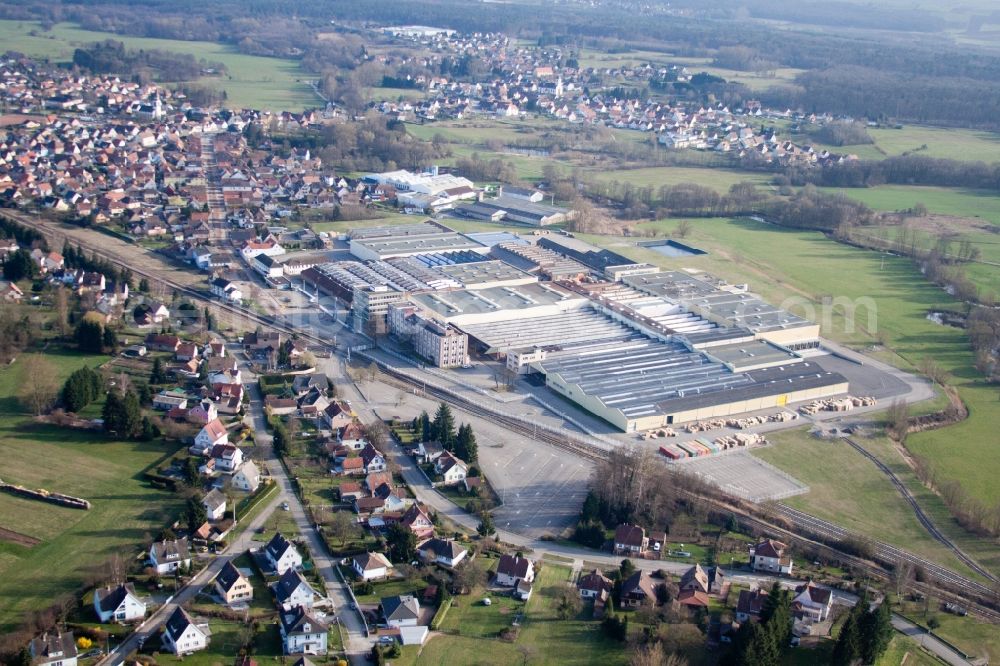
left=72, top=39, right=225, bottom=83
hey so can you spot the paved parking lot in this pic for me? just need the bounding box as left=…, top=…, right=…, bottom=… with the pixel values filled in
left=365, top=388, right=593, bottom=539
left=679, top=451, right=809, bottom=503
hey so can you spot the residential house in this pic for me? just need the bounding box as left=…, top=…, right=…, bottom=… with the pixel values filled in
left=279, top=605, right=328, bottom=656
left=613, top=524, right=647, bottom=556
left=434, top=451, right=467, bottom=486
left=338, top=422, right=367, bottom=449
left=273, top=568, right=317, bottom=610
left=175, top=342, right=199, bottom=362
left=400, top=503, right=435, bottom=540
left=340, top=456, right=365, bottom=476
left=232, top=460, right=261, bottom=492
left=265, top=533, right=303, bottom=575
left=211, top=443, right=244, bottom=473
left=352, top=552, right=393, bottom=581
left=791, top=581, right=833, bottom=622
left=417, top=538, right=468, bottom=568
left=620, top=570, right=657, bottom=607
left=93, top=583, right=146, bottom=623
left=215, top=561, right=254, bottom=605
left=736, top=588, right=769, bottom=623
left=380, top=595, right=420, bottom=628
left=153, top=389, right=189, bottom=411
left=515, top=578, right=533, bottom=601
left=749, top=538, right=793, bottom=575
left=292, top=373, right=329, bottom=395
left=149, top=538, right=191, bottom=575
left=360, top=444, right=387, bottom=474
left=577, top=569, right=613, bottom=599
left=338, top=482, right=364, bottom=503
left=145, top=333, right=180, bottom=352
left=29, top=632, right=78, bottom=666
left=194, top=418, right=229, bottom=453
left=322, top=401, right=353, bottom=430
left=495, top=554, right=535, bottom=587
left=415, top=441, right=445, bottom=465
left=161, top=607, right=210, bottom=655
left=188, top=399, right=218, bottom=424
left=202, top=488, right=227, bottom=521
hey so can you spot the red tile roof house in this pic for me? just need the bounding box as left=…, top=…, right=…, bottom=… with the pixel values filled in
left=791, top=581, right=833, bottom=622
left=736, top=587, right=769, bottom=622
left=340, top=456, right=365, bottom=476
left=749, top=538, right=793, bottom=575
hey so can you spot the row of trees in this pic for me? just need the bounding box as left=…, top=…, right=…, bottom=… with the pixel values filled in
left=72, top=39, right=225, bottom=82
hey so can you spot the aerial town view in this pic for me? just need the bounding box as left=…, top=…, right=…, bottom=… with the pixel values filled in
left=1, top=1, right=1000, bottom=665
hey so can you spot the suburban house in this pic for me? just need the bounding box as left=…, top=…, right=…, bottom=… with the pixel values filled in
left=749, top=538, right=793, bottom=575
left=161, top=607, right=210, bottom=655
left=360, top=444, right=387, bottom=474
left=232, top=460, right=261, bottom=492
left=620, top=570, right=658, bottom=607
left=434, top=451, right=467, bottom=486
left=215, top=561, right=254, bottom=605
left=417, top=538, right=468, bottom=568
left=577, top=569, right=613, bottom=600
left=736, top=587, right=769, bottom=622
left=93, top=583, right=146, bottom=623
left=265, top=533, right=303, bottom=574
left=495, top=554, right=535, bottom=587
left=791, top=581, right=833, bottom=622
left=322, top=401, right=353, bottom=430
left=338, top=422, right=367, bottom=449
left=194, top=418, right=229, bottom=453
left=400, top=503, right=435, bottom=539
left=153, top=388, right=189, bottom=411
left=145, top=333, right=181, bottom=352
left=292, top=373, right=330, bottom=395
left=202, top=489, right=227, bottom=521
left=380, top=594, right=421, bottom=628
left=279, top=606, right=328, bottom=656
left=149, top=538, right=191, bottom=574
left=353, top=552, right=393, bottom=581
left=29, top=632, right=78, bottom=666
left=211, top=443, right=244, bottom=472
left=273, top=568, right=318, bottom=610
left=613, top=524, right=665, bottom=557
left=188, top=399, right=218, bottom=424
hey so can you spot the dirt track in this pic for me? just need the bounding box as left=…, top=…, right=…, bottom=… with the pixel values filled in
left=0, top=526, right=41, bottom=547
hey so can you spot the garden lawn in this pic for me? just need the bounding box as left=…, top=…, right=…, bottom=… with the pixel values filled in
left=586, top=165, right=771, bottom=193
left=0, top=20, right=315, bottom=111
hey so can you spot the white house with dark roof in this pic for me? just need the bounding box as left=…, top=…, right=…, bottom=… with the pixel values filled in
left=149, top=538, right=191, bottom=574
left=161, top=607, right=210, bottom=655
left=495, top=554, right=535, bottom=587
left=749, top=538, right=793, bottom=575
left=93, top=583, right=146, bottom=623
left=273, top=568, right=318, bottom=610
left=29, top=631, right=78, bottom=666
left=279, top=605, right=328, bottom=655
left=380, top=594, right=420, bottom=628
left=791, top=581, right=833, bottom=622
left=211, top=443, right=244, bottom=472
left=264, top=533, right=303, bottom=574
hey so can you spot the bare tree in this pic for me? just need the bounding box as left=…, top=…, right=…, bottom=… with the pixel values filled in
left=18, top=354, right=59, bottom=416
left=54, top=286, right=70, bottom=338
left=674, top=220, right=692, bottom=239
left=886, top=399, right=909, bottom=442
left=327, top=510, right=359, bottom=548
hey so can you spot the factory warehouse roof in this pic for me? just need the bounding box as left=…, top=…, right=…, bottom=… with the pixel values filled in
left=408, top=282, right=585, bottom=322
left=458, top=308, right=637, bottom=354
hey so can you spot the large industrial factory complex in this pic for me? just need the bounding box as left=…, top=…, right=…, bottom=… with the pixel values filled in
left=301, top=221, right=849, bottom=433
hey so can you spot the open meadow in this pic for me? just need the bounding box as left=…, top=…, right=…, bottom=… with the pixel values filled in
left=0, top=351, right=183, bottom=633
left=0, top=20, right=315, bottom=111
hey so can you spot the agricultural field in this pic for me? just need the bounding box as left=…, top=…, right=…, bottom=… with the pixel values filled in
left=0, top=351, right=183, bottom=633
left=0, top=20, right=316, bottom=111
left=866, top=125, right=1000, bottom=163
left=586, top=165, right=772, bottom=193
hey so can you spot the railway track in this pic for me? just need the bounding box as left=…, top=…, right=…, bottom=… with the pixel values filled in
left=5, top=210, right=999, bottom=620
left=841, top=437, right=998, bottom=585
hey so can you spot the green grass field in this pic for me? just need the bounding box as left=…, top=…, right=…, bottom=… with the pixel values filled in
left=587, top=165, right=772, bottom=193
left=752, top=429, right=981, bottom=578
left=0, top=20, right=316, bottom=111
left=867, top=125, right=1000, bottom=163
left=821, top=185, right=1000, bottom=226
left=0, top=351, right=184, bottom=632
